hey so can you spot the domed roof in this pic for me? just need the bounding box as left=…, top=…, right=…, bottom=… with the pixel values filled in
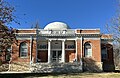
left=44, top=22, right=70, bottom=30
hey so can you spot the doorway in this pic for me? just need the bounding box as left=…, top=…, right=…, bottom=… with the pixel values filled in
left=52, top=50, right=62, bottom=62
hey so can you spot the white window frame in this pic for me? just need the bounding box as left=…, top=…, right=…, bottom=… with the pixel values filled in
left=20, top=42, right=28, bottom=58
left=84, top=42, right=92, bottom=57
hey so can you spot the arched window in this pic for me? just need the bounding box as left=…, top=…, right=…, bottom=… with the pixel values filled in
left=84, top=42, right=92, bottom=57
left=20, top=42, right=28, bottom=57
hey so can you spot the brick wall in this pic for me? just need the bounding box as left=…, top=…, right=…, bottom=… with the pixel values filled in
left=12, top=39, right=37, bottom=63
left=83, top=39, right=101, bottom=62
left=77, top=39, right=82, bottom=61
left=37, top=50, right=48, bottom=62
left=65, top=50, right=75, bottom=62
left=76, top=38, right=101, bottom=62
left=101, top=43, right=114, bottom=63
left=16, top=30, right=36, bottom=33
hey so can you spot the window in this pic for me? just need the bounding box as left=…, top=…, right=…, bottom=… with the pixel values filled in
left=68, top=45, right=75, bottom=49
left=38, top=44, right=47, bottom=49
left=101, top=47, right=107, bottom=59
left=40, top=45, right=47, bottom=49
left=20, top=42, right=28, bottom=57
left=84, top=42, right=92, bottom=57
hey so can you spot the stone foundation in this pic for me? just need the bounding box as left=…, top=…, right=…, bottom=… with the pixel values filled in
left=31, top=62, right=82, bottom=73
left=4, top=61, right=103, bottom=73
left=9, top=62, right=30, bottom=71
left=0, top=64, right=9, bottom=72
left=83, top=62, right=103, bottom=72
left=103, top=63, right=115, bottom=71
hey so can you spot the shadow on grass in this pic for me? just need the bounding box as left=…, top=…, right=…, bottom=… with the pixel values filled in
left=0, top=72, right=102, bottom=78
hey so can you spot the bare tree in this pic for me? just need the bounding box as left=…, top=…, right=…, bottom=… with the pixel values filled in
left=106, top=0, right=120, bottom=69
left=0, top=0, right=17, bottom=63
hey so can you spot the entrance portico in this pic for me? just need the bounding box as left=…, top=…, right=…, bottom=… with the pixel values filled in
left=37, top=38, right=77, bottom=63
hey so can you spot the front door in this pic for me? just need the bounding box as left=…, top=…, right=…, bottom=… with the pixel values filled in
left=52, top=50, right=62, bottom=62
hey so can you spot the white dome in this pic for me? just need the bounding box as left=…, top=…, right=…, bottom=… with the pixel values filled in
left=44, top=22, right=70, bottom=30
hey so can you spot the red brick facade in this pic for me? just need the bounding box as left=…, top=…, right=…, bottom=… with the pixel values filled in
left=0, top=28, right=114, bottom=71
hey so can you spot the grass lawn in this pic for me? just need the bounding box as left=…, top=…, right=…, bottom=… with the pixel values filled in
left=1, top=73, right=120, bottom=78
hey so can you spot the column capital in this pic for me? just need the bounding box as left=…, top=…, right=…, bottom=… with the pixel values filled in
left=48, top=39, right=52, bottom=42
left=62, top=39, right=66, bottom=42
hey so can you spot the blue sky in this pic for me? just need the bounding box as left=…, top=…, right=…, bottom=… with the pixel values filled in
left=7, top=0, right=117, bottom=33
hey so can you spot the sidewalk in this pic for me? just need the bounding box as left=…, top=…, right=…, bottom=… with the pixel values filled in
left=0, top=71, right=31, bottom=74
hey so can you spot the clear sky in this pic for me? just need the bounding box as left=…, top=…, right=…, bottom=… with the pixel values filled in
left=7, top=0, right=117, bottom=33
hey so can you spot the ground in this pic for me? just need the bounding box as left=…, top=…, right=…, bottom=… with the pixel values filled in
left=0, top=73, right=120, bottom=78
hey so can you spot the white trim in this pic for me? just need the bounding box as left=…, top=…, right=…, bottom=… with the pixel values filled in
left=51, top=49, right=62, bottom=50
left=75, top=38, right=78, bottom=61
left=77, top=28, right=100, bottom=30
left=17, top=29, right=37, bottom=30
left=15, top=33, right=36, bottom=34
left=66, top=38, right=76, bottom=40
left=48, top=38, right=66, bottom=41
left=39, top=29, right=76, bottom=31
left=81, top=36, right=82, bottom=58
left=48, top=40, right=51, bottom=63
left=36, top=29, right=38, bottom=62
left=17, top=28, right=100, bottom=31
left=76, top=33, right=100, bottom=34
left=101, top=38, right=113, bottom=39
left=16, top=38, right=36, bottom=40
left=47, top=38, right=76, bottom=41
left=83, top=38, right=100, bottom=40
left=80, top=36, right=83, bottom=67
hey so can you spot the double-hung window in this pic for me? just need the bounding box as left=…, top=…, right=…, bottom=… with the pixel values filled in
left=20, top=42, right=28, bottom=57
left=84, top=42, right=92, bottom=57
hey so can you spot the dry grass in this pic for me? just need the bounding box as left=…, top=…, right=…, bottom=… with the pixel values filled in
left=29, top=73, right=120, bottom=78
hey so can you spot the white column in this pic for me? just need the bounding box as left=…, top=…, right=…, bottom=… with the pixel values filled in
left=48, top=40, right=51, bottom=63
left=80, top=36, right=83, bottom=66
left=30, top=36, right=32, bottom=64
left=81, top=36, right=82, bottom=59
left=36, top=29, right=38, bottom=63
left=62, top=40, right=65, bottom=62
left=75, top=39, right=78, bottom=61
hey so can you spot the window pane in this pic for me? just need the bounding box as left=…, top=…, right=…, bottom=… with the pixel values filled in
left=88, top=49, right=92, bottom=57
left=102, top=48, right=107, bottom=59
left=20, top=43, right=28, bottom=57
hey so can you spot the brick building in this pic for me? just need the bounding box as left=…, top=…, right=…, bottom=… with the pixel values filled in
left=0, top=22, right=114, bottom=72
